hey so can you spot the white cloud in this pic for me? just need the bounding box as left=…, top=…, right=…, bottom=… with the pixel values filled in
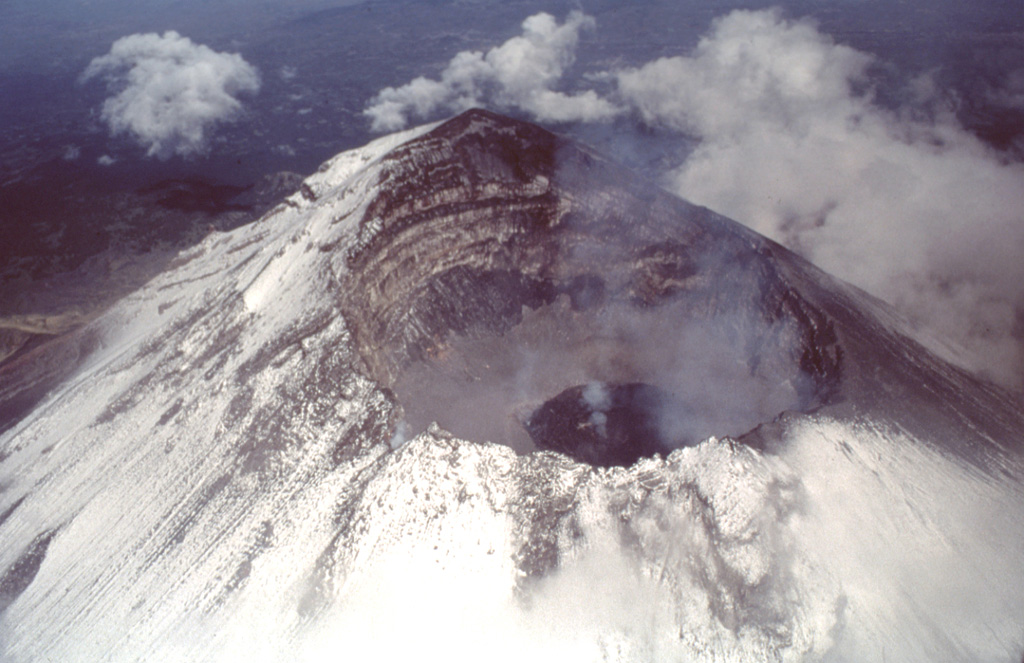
left=82, top=31, right=260, bottom=159
left=617, top=10, right=874, bottom=139
left=612, top=9, right=1024, bottom=389
left=279, top=65, right=298, bottom=81
left=363, top=11, right=620, bottom=132
left=97, top=154, right=116, bottom=166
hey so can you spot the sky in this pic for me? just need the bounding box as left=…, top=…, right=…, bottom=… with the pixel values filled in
left=2, top=0, right=1024, bottom=390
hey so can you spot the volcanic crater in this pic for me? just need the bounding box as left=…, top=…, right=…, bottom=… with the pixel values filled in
left=337, top=109, right=843, bottom=467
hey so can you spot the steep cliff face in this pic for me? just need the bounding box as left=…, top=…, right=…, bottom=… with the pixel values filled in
left=0, top=110, right=1022, bottom=662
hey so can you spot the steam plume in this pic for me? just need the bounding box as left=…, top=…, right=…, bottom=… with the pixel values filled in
left=363, top=11, right=619, bottom=132
left=615, top=9, right=1024, bottom=389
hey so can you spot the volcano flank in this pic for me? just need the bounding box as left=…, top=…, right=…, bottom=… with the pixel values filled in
left=1, top=109, right=1023, bottom=662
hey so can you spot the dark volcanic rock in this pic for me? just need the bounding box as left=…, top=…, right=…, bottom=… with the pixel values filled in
left=526, top=382, right=684, bottom=467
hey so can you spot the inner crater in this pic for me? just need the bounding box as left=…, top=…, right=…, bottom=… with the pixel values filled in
left=336, top=110, right=842, bottom=467
left=525, top=382, right=683, bottom=468
left=387, top=295, right=814, bottom=464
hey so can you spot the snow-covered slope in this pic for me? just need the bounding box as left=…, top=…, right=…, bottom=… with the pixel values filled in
left=1, top=110, right=1022, bottom=662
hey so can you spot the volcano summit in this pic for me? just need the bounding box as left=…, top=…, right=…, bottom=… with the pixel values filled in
left=1, top=110, right=1023, bottom=662
left=338, top=109, right=848, bottom=465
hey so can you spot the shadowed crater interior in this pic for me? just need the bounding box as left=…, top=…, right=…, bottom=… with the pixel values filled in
left=526, top=382, right=688, bottom=468
left=337, top=109, right=844, bottom=467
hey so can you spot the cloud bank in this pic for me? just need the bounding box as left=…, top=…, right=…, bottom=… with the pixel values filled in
left=82, top=31, right=260, bottom=159
left=364, top=11, right=619, bottom=132
left=365, top=9, right=1024, bottom=391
